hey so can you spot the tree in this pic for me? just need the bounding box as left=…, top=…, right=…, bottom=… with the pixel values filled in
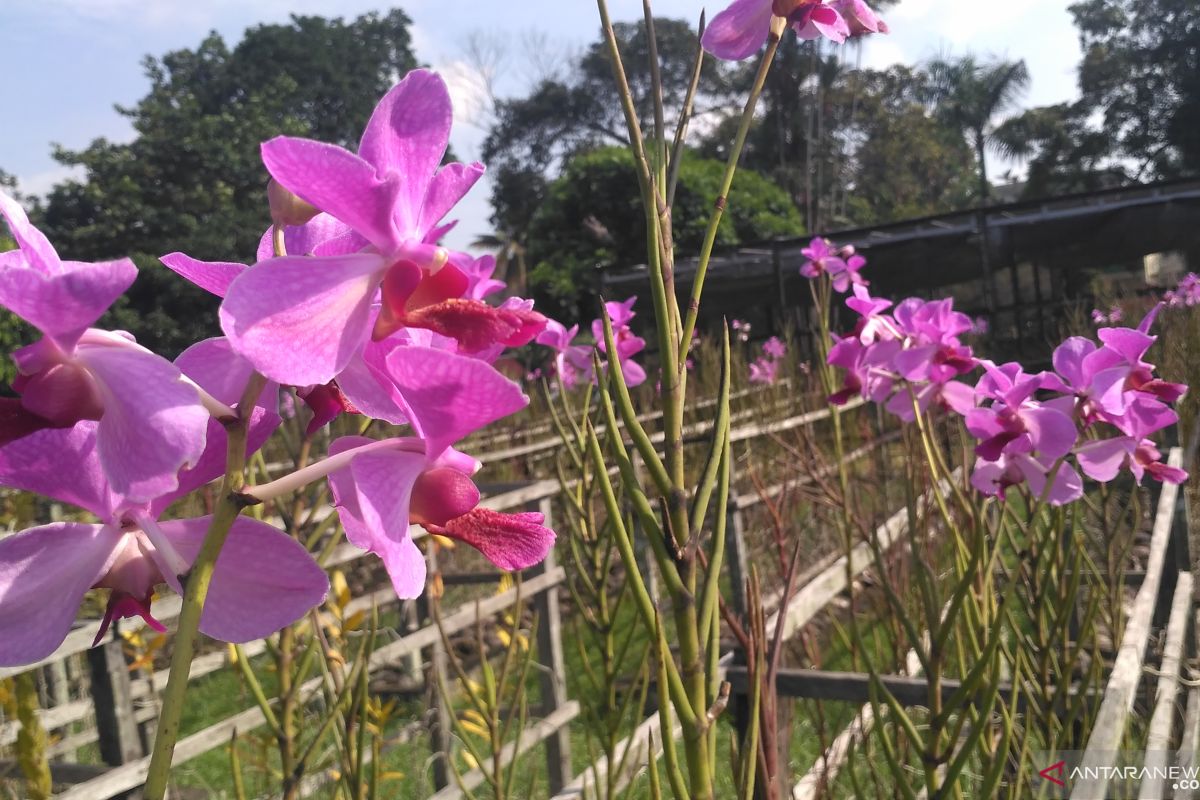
left=841, top=67, right=977, bottom=223
left=923, top=55, right=1031, bottom=203
left=480, top=18, right=737, bottom=284
left=36, top=11, right=419, bottom=356
left=524, top=146, right=804, bottom=323
left=1068, top=0, right=1200, bottom=178
left=991, top=102, right=1127, bottom=198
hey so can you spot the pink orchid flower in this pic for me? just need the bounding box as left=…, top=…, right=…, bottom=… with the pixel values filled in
left=749, top=357, right=779, bottom=385
left=1075, top=395, right=1187, bottom=485
left=1093, top=305, right=1187, bottom=406
left=536, top=320, right=594, bottom=388
left=969, top=451, right=1083, bottom=506
left=0, top=192, right=211, bottom=503
left=593, top=298, right=647, bottom=388
left=219, top=69, right=543, bottom=388
left=763, top=336, right=787, bottom=359
left=703, top=0, right=883, bottom=61
left=0, top=416, right=326, bottom=667
left=799, top=237, right=846, bottom=280
left=458, top=253, right=507, bottom=301
left=966, top=361, right=1078, bottom=463
left=165, top=218, right=536, bottom=432
left=245, top=347, right=554, bottom=598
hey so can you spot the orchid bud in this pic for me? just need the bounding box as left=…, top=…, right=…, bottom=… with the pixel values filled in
left=267, top=179, right=319, bottom=227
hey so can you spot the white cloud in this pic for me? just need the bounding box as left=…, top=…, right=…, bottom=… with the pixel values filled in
left=17, top=165, right=84, bottom=197
left=861, top=38, right=910, bottom=70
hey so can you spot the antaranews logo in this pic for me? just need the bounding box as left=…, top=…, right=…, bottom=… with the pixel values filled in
left=1032, top=751, right=1200, bottom=799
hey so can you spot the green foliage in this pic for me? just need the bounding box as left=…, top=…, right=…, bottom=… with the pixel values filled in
left=840, top=66, right=977, bottom=223
left=480, top=18, right=737, bottom=292
left=524, top=146, right=804, bottom=322
left=1069, top=0, right=1200, bottom=178
left=35, top=11, right=418, bottom=357
left=0, top=233, right=30, bottom=387
left=922, top=55, right=1030, bottom=201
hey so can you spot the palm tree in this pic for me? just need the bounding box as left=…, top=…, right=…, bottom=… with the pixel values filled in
left=471, top=231, right=528, bottom=296
left=924, top=55, right=1031, bottom=203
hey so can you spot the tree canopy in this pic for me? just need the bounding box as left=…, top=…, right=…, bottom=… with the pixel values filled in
left=34, top=10, right=419, bottom=356
left=524, top=146, right=804, bottom=323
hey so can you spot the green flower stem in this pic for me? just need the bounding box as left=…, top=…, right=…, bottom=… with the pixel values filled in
left=584, top=420, right=699, bottom=730
left=143, top=371, right=267, bottom=800
left=597, top=307, right=673, bottom=500
left=595, top=368, right=688, bottom=596
left=232, top=644, right=283, bottom=741
left=595, top=0, right=680, bottom=385
left=688, top=326, right=731, bottom=537
left=678, top=21, right=782, bottom=364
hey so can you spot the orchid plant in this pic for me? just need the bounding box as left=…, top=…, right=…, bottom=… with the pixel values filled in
left=0, top=69, right=558, bottom=798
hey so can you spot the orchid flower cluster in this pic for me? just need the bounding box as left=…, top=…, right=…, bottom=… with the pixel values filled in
left=749, top=336, right=787, bottom=385
left=536, top=296, right=647, bottom=389
left=0, top=70, right=558, bottom=668
left=702, top=0, right=886, bottom=61
left=1164, top=272, right=1200, bottom=308
left=816, top=240, right=1188, bottom=506
left=1091, top=304, right=1124, bottom=325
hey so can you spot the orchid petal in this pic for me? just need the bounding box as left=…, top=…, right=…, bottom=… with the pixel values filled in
left=358, top=69, right=452, bottom=236
left=327, top=436, right=428, bottom=598
left=220, top=253, right=385, bottom=386
left=1075, top=437, right=1133, bottom=482
left=435, top=508, right=555, bottom=571
left=159, top=253, right=246, bottom=299
left=0, top=423, right=116, bottom=518
left=1052, top=337, right=1095, bottom=389
left=0, top=191, right=60, bottom=273
left=701, top=0, right=773, bottom=60
left=384, top=346, right=528, bottom=456
left=75, top=339, right=209, bottom=503
left=159, top=517, right=328, bottom=642
left=0, top=259, right=137, bottom=351
left=419, top=162, right=485, bottom=233
left=1015, top=454, right=1083, bottom=506
left=0, top=522, right=122, bottom=666
left=254, top=213, right=362, bottom=262
left=261, top=136, right=402, bottom=252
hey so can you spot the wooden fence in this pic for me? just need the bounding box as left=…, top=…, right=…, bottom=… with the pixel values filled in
left=0, top=385, right=868, bottom=799
left=4, top=398, right=1194, bottom=799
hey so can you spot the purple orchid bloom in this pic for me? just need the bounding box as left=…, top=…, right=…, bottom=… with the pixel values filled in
left=845, top=285, right=896, bottom=344
left=799, top=237, right=847, bottom=281
left=536, top=320, right=594, bottom=388
left=749, top=357, right=779, bottom=385
left=1075, top=395, right=1188, bottom=485
left=702, top=0, right=879, bottom=61
left=763, top=336, right=787, bottom=359
left=246, top=346, right=554, bottom=598
left=218, top=69, right=543, bottom=388
left=0, top=415, right=325, bottom=666
left=966, top=361, right=1078, bottom=463
left=0, top=192, right=211, bottom=503
left=592, top=298, right=647, bottom=388
left=969, top=451, right=1083, bottom=506
left=1093, top=307, right=1187, bottom=406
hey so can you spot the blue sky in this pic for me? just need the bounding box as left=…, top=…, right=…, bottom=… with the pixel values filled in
left=0, top=0, right=1083, bottom=252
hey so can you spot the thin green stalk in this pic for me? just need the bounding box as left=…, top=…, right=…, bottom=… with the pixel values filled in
left=143, top=371, right=267, bottom=800
left=232, top=644, right=283, bottom=741
left=678, top=21, right=782, bottom=361
left=584, top=420, right=699, bottom=730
